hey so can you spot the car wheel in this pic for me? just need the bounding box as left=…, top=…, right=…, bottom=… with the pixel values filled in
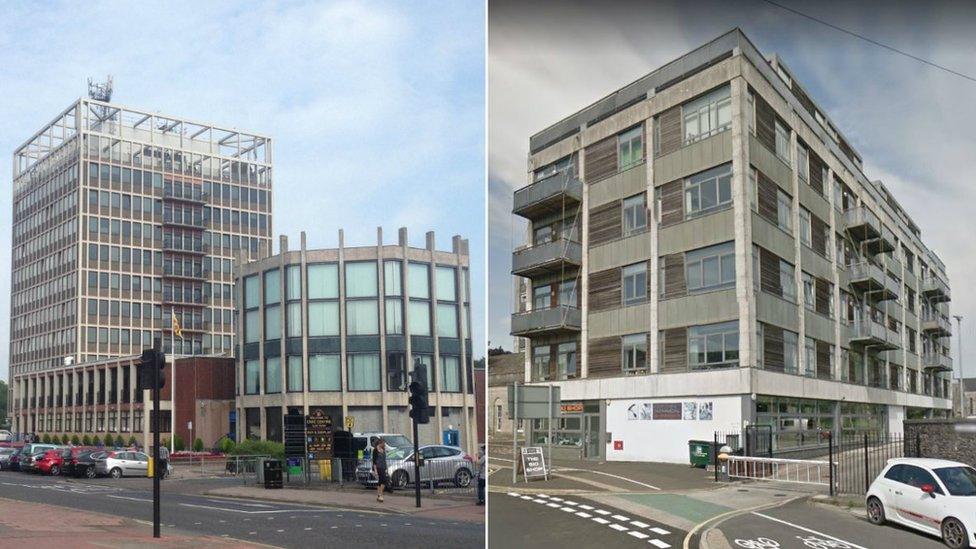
left=85, top=466, right=96, bottom=479
left=454, top=467, right=472, bottom=488
left=392, top=470, right=409, bottom=489
left=942, top=517, right=969, bottom=549
left=110, top=467, right=122, bottom=479
left=50, top=465, right=60, bottom=476
left=866, top=497, right=885, bottom=525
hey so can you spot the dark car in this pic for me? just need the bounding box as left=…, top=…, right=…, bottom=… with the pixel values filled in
left=70, top=450, right=108, bottom=479
left=38, top=447, right=92, bottom=476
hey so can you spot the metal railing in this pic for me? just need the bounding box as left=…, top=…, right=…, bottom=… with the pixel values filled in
left=726, top=455, right=833, bottom=486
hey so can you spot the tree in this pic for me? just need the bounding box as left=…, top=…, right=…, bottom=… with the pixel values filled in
left=42, top=433, right=51, bottom=443
left=487, top=346, right=510, bottom=356
left=127, top=436, right=137, bottom=447
left=71, top=435, right=81, bottom=445
left=61, top=434, right=69, bottom=444
left=174, top=434, right=185, bottom=452
left=82, top=434, right=92, bottom=446
left=103, top=433, right=114, bottom=447
left=115, top=435, right=124, bottom=447
left=193, top=438, right=204, bottom=452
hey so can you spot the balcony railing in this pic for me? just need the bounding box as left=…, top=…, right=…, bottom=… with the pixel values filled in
left=882, top=253, right=902, bottom=277
left=843, top=206, right=881, bottom=241
left=921, top=276, right=951, bottom=303
left=849, top=262, right=899, bottom=301
left=163, top=187, right=209, bottom=204
left=511, top=304, right=582, bottom=337
left=923, top=352, right=953, bottom=373
left=512, top=238, right=582, bottom=278
left=920, top=312, right=952, bottom=337
left=864, top=224, right=896, bottom=255
left=849, top=319, right=899, bottom=350
left=513, top=170, right=583, bottom=220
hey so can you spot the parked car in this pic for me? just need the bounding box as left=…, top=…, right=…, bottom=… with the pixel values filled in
left=95, top=450, right=150, bottom=478
left=0, top=447, right=16, bottom=470
left=8, top=444, right=58, bottom=471
left=22, top=451, right=50, bottom=473
left=37, top=447, right=91, bottom=476
left=68, top=450, right=108, bottom=479
left=0, top=430, right=12, bottom=442
left=357, top=444, right=474, bottom=489
left=866, top=457, right=976, bottom=549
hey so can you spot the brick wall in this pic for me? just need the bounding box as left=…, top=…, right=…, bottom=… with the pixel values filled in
left=904, top=419, right=976, bottom=466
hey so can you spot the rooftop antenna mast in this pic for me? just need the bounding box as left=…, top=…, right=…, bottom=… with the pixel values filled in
left=87, top=75, right=114, bottom=122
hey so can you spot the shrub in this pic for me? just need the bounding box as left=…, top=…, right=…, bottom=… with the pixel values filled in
left=128, top=436, right=138, bottom=447
left=193, top=438, right=204, bottom=452
left=174, top=435, right=185, bottom=452
left=82, top=435, right=92, bottom=446
left=42, top=434, right=51, bottom=444
left=217, top=437, right=236, bottom=455
left=71, top=435, right=81, bottom=445
left=104, top=433, right=114, bottom=448
left=229, top=439, right=285, bottom=459
left=115, top=435, right=124, bottom=447
left=61, top=434, right=69, bottom=444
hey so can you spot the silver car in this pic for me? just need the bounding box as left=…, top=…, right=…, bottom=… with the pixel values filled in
left=95, top=450, right=150, bottom=478
left=357, top=444, right=475, bottom=489
left=0, top=447, right=15, bottom=470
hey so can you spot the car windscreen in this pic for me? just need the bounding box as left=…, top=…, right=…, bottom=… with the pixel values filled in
left=383, top=435, right=412, bottom=449
left=935, top=466, right=976, bottom=496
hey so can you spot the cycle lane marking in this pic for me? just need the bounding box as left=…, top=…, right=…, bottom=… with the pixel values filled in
left=751, top=512, right=867, bottom=549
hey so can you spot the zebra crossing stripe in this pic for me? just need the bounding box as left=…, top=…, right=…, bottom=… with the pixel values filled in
left=546, top=503, right=561, bottom=508
left=594, top=509, right=612, bottom=516
left=609, top=523, right=629, bottom=532
left=628, top=531, right=649, bottom=540
left=648, top=540, right=671, bottom=548
left=560, top=507, right=576, bottom=513
left=507, top=492, right=520, bottom=497
left=575, top=512, right=592, bottom=518
left=578, top=504, right=594, bottom=510
left=631, top=520, right=650, bottom=528
left=611, top=514, right=630, bottom=522
left=592, top=517, right=610, bottom=525
left=649, top=527, right=670, bottom=535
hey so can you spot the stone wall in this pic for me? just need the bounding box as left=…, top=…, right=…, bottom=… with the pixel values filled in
left=904, top=419, right=976, bottom=466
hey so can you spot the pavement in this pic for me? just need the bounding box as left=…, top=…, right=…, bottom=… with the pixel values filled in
left=0, top=471, right=484, bottom=548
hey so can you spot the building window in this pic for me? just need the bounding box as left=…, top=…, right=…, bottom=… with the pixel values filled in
left=435, top=266, right=456, bottom=302
left=345, top=262, right=377, bottom=298
left=776, top=188, right=792, bottom=233
left=799, top=208, right=811, bottom=247
left=685, top=163, right=732, bottom=217
left=775, top=119, right=791, bottom=164
left=286, top=302, right=302, bottom=338
left=618, top=126, right=643, bottom=170
left=797, top=144, right=809, bottom=182
left=264, top=357, right=281, bottom=394
left=689, top=321, right=739, bottom=369
left=532, top=345, right=551, bottom=382
left=533, top=285, right=552, bottom=309
left=686, top=241, right=734, bottom=293
left=621, top=334, right=647, bottom=373
left=287, top=356, right=303, bottom=392
left=780, top=259, right=796, bottom=302
left=244, top=275, right=260, bottom=308
left=408, top=263, right=430, bottom=299
left=346, top=300, right=378, bottom=335
left=784, top=331, right=799, bottom=374
left=285, top=265, right=301, bottom=300
left=348, top=354, right=381, bottom=391
left=622, top=193, right=647, bottom=236
left=558, top=279, right=577, bottom=307
left=264, top=304, right=281, bottom=340
left=622, top=262, right=648, bottom=306
left=308, top=354, right=341, bottom=391
left=683, top=85, right=731, bottom=144
left=804, top=337, right=817, bottom=378
left=308, top=301, right=339, bottom=336
left=802, top=272, right=814, bottom=311
left=408, top=301, right=431, bottom=336
left=388, top=353, right=407, bottom=391
left=556, top=342, right=577, bottom=380
left=534, top=155, right=573, bottom=181
left=384, top=261, right=402, bottom=296
left=385, top=299, right=403, bottom=334
left=440, top=355, right=461, bottom=392
left=245, top=359, right=260, bottom=394
left=436, top=304, right=459, bottom=338
left=264, top=269, right=280, bottom=305
left=307, top=264, right=339, bottom=299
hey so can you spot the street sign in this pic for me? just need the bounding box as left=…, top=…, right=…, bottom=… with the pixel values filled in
left=284, top=411, right=306, bottom=459
left=306, top=409, right=334, bottom=460
left=345, top=415, right=354, bottom=430
left=507, top=384, right=561, bottom=419
left=520, top=446, right=548, bottom=482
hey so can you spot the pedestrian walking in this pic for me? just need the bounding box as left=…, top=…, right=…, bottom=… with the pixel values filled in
left=158, top=443, right=170, bottom=479
left=372, top=438, right=389, bottom=502
left=476, top=444, right=486, bottom=505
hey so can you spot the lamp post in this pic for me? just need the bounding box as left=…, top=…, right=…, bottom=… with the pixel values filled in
left=954, top=315, right=964, bottom=417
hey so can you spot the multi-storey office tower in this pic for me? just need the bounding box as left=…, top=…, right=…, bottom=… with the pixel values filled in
left=511, top=29, right=953, bottom=463
left=9, top=98, right=272, bottom=436
left=235, top=229, right=476, bottom=453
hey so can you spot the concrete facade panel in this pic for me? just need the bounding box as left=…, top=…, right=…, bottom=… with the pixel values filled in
left=653, top=130, right=733, bottom=186
left=588, top=231, right=652, bottom=272
left=756, top=292, right=800, bottom=332
left=657, top=209, right=735, bottom=256
left=588, top=302, right=652, bottom=339
left=658, top=289, right=738, bottom=330
left=588, top=163, right=647, bottom=209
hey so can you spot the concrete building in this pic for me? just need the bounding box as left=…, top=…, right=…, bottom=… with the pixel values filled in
left=234, top=229, right=477, bottom=453
left=8, top=96, right=272, bottom=437
left=951, top=378, right=976, bottom=418
left=487, top=352, right=524, bottom=442
left=511, top=29, right=953, bottom=463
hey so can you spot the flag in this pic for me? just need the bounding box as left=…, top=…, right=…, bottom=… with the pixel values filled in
left=172, top=312, right=183, bottom=339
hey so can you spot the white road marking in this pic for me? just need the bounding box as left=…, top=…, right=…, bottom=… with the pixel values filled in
left=276, top=529, right=284, bottom=533
left=612, top=514, right=631, bottom=522
left=751, top=512, right=868, bottom=549
left=106, top=495, right=153, bottom=502
left=560, top=507, right=575, bottom=512
left=631, top=521, right=650, bottom=528
left=648, top=540, right=671, bottom=548
left=609, top=523, right=629, bottom=532
left=533, top=499, right=547, bottom=504
left=578, top=504, right=594, bottom=510
left=649, top=527, right=670, bottom=535
left=249, top=532, right=257, bottom=535
left=628, top=531, right=649, bottom=540
left=595, top=509, right=612, bottom=516
left=507, top=492, right=520, bottom=497
left=520, top=495, right=533, bottom=500
left=546, top=503, right=561, bottom=508
left=549, top=497, right=564, bottom=502
left=304, top=527, right=312, bottom=531
left=592, top=517, right=610, bottom=525
left=562, top=501, right=578, bottom=506
left=575, top=512, right=592, bottom=518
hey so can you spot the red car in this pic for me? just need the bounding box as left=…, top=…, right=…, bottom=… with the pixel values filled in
left=36, top=447, right=88, bottom=476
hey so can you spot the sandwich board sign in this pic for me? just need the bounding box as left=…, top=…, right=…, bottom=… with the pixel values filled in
left=520, top=446, right=548, bottom=482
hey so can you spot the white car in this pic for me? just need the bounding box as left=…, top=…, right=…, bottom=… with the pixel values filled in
left=0, top=430, right=12, bottom=442
left=866, top=457, right=976, bottom=548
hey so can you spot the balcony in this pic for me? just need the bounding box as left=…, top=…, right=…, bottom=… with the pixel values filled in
left=512, top=238, right=582, bottom=279
left=923, top=352, right=953, bottom=373
left=849, top=319, right=899, bottom=350
left=882, top=253, right=902, bottom=277
left=163, top=264, right=206, bottom=280
left=163, top=187, right=209, bottom=204
left=849, top=262, right=899, bottom=301
left=864, top=224, right=896, bottom=255
left=921, top=276, right=951, bottom=303
left=844, top=206, right=881, bottom=241
left=511, top=305, right=582, bottom=337
left=162, top=214, right=205, bottom=230
left=921, top=312, right=952, bottom=337
left=513, top=170, right=583, bottom=220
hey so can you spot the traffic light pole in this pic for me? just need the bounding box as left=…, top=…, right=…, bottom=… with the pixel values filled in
left=412, top=416, right=421, bottom=508
left=152, top=339, right=161, bottom=538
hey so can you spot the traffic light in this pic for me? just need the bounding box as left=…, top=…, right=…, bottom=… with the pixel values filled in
left=408, top=362, right=430, bottom=425
left=138, top=348, right=166, bottom=392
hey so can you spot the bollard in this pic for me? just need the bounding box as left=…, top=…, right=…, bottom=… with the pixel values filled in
left=717, top=452, right=731, bottom=482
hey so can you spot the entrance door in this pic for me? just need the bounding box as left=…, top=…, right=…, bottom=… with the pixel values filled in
left=583, top=414, right=600, bottom=459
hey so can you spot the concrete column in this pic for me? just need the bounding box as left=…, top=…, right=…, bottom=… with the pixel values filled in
left=427, top=231, right=444, bottom=441
left=827, top=165, right=843, bottom=381
left=377, top=227, right=389, bottom=432
left=454, top=234, right=474, bottom=454
left=401, top=227, right=414, bottom=425
left=300, top=231, right=310, bottom=416
left=81, top=369, right=89, bottom=432
left=338, top=229, right=348, bottom=420
left=645, top=109, right=660, bottom=373
left=730, top=76, right=756, bottom=375
left=577, top=134, right=589, bottom=380
left=790, top=116, right=805, bottom=377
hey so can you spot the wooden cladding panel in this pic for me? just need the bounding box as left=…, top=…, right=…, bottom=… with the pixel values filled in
left=756, top=170, right=779, bottom=226
left=816, top=340, right=832, bottom=379
left=754, top=91, right=776, bottom=153
left=659, top=179, right=684, bottom=228
left=589, top=201, right=622, bottom=246
left=793, top=85, right=816, bottom=118
left=763, top=324, right=785, bottom=372
left=808, top=148, right=826, bottom=196
left=662, top=253, right=686, bottom=300
left=585, top=135, right=617, bottom=183
left=759, top=248, right=782, bottom=296
left=814, top=278, right=831, bottom=316
left=656, top=106, right=682, bottom=158
left=661, top=328, right=687, bottom=373
left=588, top=336, right=622, bottom=378
left=810, top=214, right=828, bottom=257
left=588, top=267, right=621, bottom=312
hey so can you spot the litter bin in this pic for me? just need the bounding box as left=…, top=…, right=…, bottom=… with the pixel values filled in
left=688, top=440, right=713, bottom=468
left=263, top=459, right=283, bottom=489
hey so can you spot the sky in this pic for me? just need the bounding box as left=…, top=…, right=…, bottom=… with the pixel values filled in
left=0, top=0, right=486, bottom=381
left=487, top=0, right=976, bottom=379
